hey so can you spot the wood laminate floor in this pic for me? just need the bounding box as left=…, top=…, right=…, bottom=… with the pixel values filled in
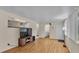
left=4, top=38, right=69, bottom=53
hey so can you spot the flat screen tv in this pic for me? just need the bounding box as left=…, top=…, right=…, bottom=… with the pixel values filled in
left=20, top=28, right=27, bottom=32
left=20, top=28, right=32, bottom=38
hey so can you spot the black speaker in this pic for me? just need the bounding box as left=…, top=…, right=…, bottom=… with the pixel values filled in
left=32, top=36, right=35, bottom=41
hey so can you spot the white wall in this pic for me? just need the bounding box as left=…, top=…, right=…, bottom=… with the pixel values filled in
left=50, top=21, right=64, bottom=40
left=0, top=10, right=19, bottom=52
left=37, top=23, right=45, bottom=38
left=29, top=22, right=39, bottom=37
left=65, top=7, right=79, bottom=53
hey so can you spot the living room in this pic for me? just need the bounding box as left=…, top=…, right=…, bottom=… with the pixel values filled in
left=0, top=6, right=79, bottom=53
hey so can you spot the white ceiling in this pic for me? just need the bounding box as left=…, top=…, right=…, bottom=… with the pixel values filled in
left=0, top=6, right=70, bottom=23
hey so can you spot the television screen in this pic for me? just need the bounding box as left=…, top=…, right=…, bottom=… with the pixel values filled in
left=20, top=28, right=27, bottom=32
left=20, top=28, right=32, bottom=38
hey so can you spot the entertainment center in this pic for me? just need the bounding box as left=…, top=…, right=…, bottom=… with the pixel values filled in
left=8, top=19, right=35, bottom=47
left=18, top=28, right=35, bottom=47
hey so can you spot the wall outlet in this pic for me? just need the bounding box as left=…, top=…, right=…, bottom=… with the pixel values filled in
left=7, top=43, right=10, bottom=46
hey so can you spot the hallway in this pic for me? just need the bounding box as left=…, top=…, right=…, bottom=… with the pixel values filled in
left=4, top=38, right=69, bottom=53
